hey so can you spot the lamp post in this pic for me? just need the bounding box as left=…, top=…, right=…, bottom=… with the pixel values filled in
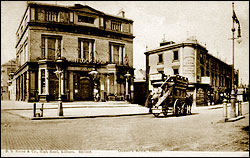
left=89, top=69, right=99, bottom=101
left=55, top=57, right=66, bottom=116
left=230, top=2, right=241, bottom=118
left=124, top=71, right=131, bottom=102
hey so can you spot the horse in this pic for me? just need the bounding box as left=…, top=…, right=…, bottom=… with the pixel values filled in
left=185, top=94, right=193, bottom=114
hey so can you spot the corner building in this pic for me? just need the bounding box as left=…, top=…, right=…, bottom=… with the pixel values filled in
left=14, top=2, right=135, bottom=102
left=145, top=37, right=238, bottom=106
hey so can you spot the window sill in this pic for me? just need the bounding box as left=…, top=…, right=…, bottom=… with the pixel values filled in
left=172, top=60, right=179, bottom=63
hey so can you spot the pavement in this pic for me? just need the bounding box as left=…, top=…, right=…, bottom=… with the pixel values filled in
left=1, top=101, right=150, bottom=120
left=1, top=100, right=248, bottom=120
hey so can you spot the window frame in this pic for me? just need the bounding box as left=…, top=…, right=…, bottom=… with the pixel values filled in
left=173, top=50, right=179, bottom=61
left=109, top=42, right=125, bottom=65
left=78, top=15, right=95, bottom=24
left=158, top=54, right=163, bottom=64
left=41, top=35, right=62, bottom=60
left=78, top=38, right=95, bottom=61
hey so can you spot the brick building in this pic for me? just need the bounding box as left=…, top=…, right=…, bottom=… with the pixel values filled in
left=1, top=59, right=16, bottom=100
left=14, top=2, right=134, bottom=102
left=145, top=37, right=239, bottom=106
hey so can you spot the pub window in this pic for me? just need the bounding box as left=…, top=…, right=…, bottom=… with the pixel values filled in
left=41, top=35, right=62, bottom=60
left=173, top=68, right=179, bottom=75
left=41, top=69, right=46, bottom=94
left=109, top=43, right=125, bottom=65
left=45, top=11, right=58, bottom=22
left=201, top=67, right=204, bottom=76
left=20, top=26, right=23, bottom=34
left=158, top=54, right=163, bottom=63
left=78, top=39, right=94, bottom=61
left=111, top=21, right=121, bottom=31
left=173, top=50, right=178, bottom=61
left=24, top=16, right=28, bottom=28
left=200, top=53, right=204, bottom=64
left=78, top=15, right=95, bottom=24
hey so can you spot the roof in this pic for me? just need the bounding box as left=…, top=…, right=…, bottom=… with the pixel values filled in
left=27, top=2, right=133, bottom=22
left=134, top=69, right=146, bottom=81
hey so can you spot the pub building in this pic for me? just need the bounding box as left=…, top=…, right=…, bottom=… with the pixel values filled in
left=14, top=2, right=135, bottom=102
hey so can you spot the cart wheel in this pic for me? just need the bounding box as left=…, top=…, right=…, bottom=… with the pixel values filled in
left=173, top=99, right=181, bottom=116
left=153, top=113, right=160, bottom=117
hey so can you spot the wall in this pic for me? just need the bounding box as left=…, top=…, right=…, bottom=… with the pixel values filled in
left=182, top=46, right=196, bottom=83
left=29, top=27, right=133, bottom=66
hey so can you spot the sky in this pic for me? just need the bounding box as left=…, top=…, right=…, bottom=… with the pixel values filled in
left=1, top=1, right=249, bottom=85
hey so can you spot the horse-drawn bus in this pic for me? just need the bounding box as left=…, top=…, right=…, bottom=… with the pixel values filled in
left=146, top=74, right=193, bottom=117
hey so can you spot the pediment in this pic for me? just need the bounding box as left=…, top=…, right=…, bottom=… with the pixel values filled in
left=70, top=4, right=103, bottom=15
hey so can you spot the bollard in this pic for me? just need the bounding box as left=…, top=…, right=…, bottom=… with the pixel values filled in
left=238, top=101, right=242, bottom=116
left=223, top=98, right=228, bottom=121
left=40, top=103, right=44, bottom=117
left=33, top=103, right=36, bottom=117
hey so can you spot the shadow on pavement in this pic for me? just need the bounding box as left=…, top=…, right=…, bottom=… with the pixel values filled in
left=149, top=113, right=200, bottom=118
left=242, top=126, right=249, bottom=133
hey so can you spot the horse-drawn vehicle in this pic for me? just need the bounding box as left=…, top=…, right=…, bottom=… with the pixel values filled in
left=147, top=74, right=193, bottom=117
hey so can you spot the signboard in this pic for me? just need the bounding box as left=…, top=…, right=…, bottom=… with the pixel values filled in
left=201, top=76, right=210, bottom=84
left=150, top=73, right=162, bottom=81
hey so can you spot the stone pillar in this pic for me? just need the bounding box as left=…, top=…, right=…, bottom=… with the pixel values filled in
left=45, top=38, right=48, bottom=58
left=38, top=69, right=41, bottom=95
left=114, top=72, right=117, bottom=97
left=107, top=74, right=110, bottom=95
left=45, top=69, right=49, bottom=95
left=69, top=71, right=74, bottom=101
left=26, top=70, right=30, bottom=101
left=111, top=45, right=113, bottom=63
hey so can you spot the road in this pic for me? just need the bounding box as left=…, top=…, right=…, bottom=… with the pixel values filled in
left=1, top=102, right=249, bottom=155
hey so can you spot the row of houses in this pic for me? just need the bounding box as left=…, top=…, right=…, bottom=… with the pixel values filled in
left=1, top=2, right=247, bottom=106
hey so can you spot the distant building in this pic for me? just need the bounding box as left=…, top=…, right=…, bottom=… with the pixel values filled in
left=14, top=2, right=135, bottom=102
left=134, top=69, right=147, bottom=105
left=145, top=37, right=239, bottom=106
left=1, top=59, right=16, bottom=100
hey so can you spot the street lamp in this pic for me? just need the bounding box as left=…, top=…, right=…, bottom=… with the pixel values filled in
left=230, top=2, right=242, bottom=118
left=55, top=57, right=66, bottom=116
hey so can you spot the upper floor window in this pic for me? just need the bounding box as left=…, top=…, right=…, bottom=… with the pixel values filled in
left=158, top=54, right=163, bottom=63
left=173, top=50, right=178, bottom=61
left=78, top=38, right=94, bottom=61
left=111, top=21, right=121, bottom=31
left=78, top=15, right=95, bottom=24
left=173, top=68, right=179, bottom=75
left=20, top=26, right=23, bottom=34
left=24, top=16, right=28, bottom=28
left=41, top=35, right=62, bottom=60
left=200, top=53, right=204, bottom=64
left=201, top=67, right=204, bottom=76
left=109, top=43, right=125, bottom=65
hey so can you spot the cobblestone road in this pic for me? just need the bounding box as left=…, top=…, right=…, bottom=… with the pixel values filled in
left=1, top=102, right=249, bottom=155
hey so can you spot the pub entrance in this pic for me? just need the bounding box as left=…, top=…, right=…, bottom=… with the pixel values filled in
left=49, top=71, right=59, bottom=101
left=73, top=71, right=93, bottom=101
